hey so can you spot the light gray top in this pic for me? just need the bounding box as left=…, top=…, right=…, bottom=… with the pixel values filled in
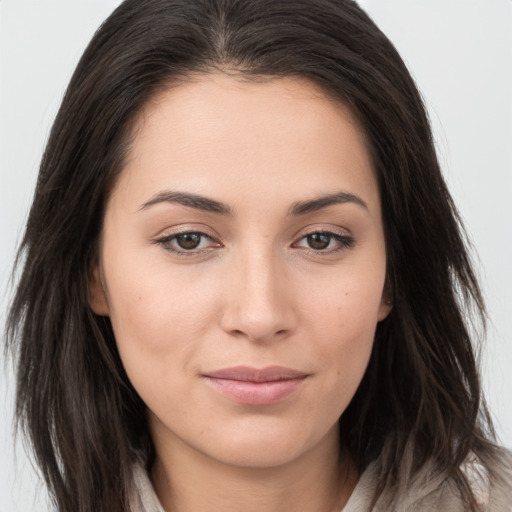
left=128, top=462, right=381, bottom=512
left=129, top=452, right=512, bottom=512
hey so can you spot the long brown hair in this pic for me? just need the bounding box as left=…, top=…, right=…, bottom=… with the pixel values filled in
left=5, top=0, right=502, bottom=510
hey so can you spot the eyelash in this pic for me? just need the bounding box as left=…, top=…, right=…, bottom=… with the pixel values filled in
left=153, top=229, right=355, bottom=257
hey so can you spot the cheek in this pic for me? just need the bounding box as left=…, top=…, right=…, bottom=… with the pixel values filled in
left=102, top=252, right=221, bottom=394
left=299, top=266, right=384, bottom=399
left=303, top=266, right=385, bottom=342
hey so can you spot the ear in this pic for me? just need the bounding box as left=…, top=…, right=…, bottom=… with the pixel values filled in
left=377, top=281, right=393, bottom=322
left=88, top=264, right=110, bottom=316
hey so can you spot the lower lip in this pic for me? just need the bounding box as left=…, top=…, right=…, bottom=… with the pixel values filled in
left=204, top=377, right=307, bottom=405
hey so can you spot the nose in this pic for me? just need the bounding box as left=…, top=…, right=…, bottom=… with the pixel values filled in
left=220, top=246, right=297, bottom=343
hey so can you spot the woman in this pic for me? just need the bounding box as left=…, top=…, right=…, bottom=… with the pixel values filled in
left=5, top=0, right=512, bottom=511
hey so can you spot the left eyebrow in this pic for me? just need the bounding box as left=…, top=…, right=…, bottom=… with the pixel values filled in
left=287, top=191, right=368, bottom=216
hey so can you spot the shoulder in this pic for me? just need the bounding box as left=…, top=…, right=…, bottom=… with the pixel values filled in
left=348, top=449, right=512, bottom=512
left=484, top=447, right=512, bottom=511
left=413, top=449, right=512, bottom=512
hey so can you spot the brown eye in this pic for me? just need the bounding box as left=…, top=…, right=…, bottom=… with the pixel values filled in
left=154, top=230, right=221, bottom=257
left=176, top=233, right=202, bottom=250
left=295, top=231, right=355, bottom=254
left=306, top=233, right=331, bottom=250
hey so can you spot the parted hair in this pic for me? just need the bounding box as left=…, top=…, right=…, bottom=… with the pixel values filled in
left=6, top=1, right=502, bottom=511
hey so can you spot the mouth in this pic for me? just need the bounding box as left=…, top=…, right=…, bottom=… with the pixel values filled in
left=202, top=366, right=309, bottom=406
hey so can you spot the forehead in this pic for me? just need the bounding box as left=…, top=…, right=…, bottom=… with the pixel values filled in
left=113, top=72, right=379, bottom=216
left=132, top=72, right=369, bottom=155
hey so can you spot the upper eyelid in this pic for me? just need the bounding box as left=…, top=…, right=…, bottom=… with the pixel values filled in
left=153, top=226, right=217, bottom=243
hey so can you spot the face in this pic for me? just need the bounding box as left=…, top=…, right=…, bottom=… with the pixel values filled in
left=90, top=73, right=391, bottom=469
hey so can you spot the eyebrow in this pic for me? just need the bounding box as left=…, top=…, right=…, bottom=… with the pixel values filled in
left=138, top=190, right=368, bottom=216
left=287, top=191, right=368, bottom=215
left=139, top=190, right=232, bottom=215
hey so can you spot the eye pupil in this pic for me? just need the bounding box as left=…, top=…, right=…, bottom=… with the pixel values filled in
left=307, top=233, right=330, bottom=250
left=177, top=233, right=201, bottom=250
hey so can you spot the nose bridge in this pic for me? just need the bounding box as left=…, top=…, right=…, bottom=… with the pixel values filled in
left=221, top=240, right=295, bottom=342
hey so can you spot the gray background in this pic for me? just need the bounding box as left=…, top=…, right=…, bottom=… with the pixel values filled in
left=1, top=1, right=511, bottom=510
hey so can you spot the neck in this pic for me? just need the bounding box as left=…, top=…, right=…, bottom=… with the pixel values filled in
left=150, top=425, right=358, bottom=512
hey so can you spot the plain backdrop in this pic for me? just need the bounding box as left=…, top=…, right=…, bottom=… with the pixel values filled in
left=1, top=1, right=511, bottom=510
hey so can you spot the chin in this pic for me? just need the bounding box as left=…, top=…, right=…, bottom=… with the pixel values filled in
left=195, top=416, right=337, bottom=470
left=209, top=438, right=309, bottom=469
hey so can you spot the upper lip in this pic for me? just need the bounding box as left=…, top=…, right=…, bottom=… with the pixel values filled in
left=203, top=366, right=308, bottom=382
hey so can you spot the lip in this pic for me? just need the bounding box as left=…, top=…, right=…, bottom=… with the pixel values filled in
left=202, top=366, right=309, bottom=406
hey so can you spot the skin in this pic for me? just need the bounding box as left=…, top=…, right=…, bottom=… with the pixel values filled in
left=89, top=73, right=391, bottom=512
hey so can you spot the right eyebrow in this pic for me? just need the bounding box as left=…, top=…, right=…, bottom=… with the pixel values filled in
left=138, top=190, right=233, bottom=215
